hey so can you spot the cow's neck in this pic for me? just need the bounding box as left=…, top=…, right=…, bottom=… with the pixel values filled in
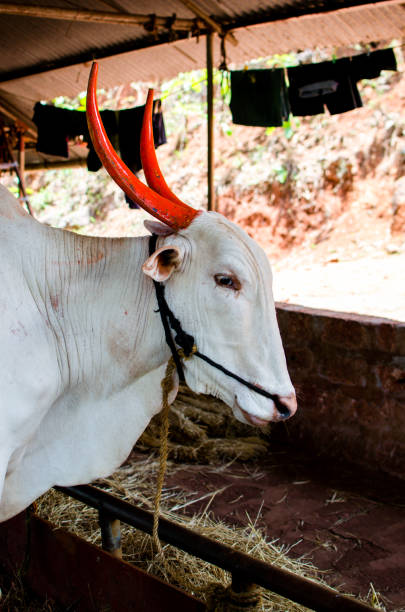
left=38, top=227, right=170, bottom=395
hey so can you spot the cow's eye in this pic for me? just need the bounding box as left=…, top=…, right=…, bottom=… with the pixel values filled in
left=214, top=274, right=241, bottom=291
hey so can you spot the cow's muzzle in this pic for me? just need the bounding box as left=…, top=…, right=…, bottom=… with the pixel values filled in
left=238, top=392, right=297, bottom=427
left=273, top=392, right=297, bottom=420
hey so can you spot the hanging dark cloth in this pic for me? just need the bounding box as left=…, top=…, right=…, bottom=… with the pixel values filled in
left=349, top=48, right=397, bottom=81
left=117, top=101, right=167, bottom=208
left=84, top=110, right=118, bottom=172
left=287, top=58, right=362, bottom=116
left=33, top=100, right=167, bottom=209
left=33, top=100, right=167, bottom=171
left=287, top=48, right=397, bottom=117
left=117, top=101, right=167, bottom=172
left=32, top=103, right=87, bottom=158
left=229, top=69, right=290, bottom=127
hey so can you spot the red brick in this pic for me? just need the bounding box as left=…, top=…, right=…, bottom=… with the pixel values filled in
left=353, top=398, right=391, bottom=428
left=374, top=323, right=397, bottom=353
left=284, top=347, right=314, bottom=376
left=276, top=309, right=313, bottom=345
left=374, top=359, right=405, bottom=393
left=271, top=305, right=405, bottom=478
left=396, top=326, right=405, bottom=356
left=318, top=349, right=368, bottom=386
left=321, top=317, right=371, bottom=350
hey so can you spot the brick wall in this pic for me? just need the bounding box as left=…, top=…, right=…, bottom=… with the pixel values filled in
left=275, top=303, right=405, bottom=479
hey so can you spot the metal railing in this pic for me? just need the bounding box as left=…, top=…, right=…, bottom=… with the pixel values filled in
left=55, top=484, right=376, bottom=612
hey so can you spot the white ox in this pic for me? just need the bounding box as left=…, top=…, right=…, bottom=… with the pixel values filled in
left=0, top=65, right=296, bottom=522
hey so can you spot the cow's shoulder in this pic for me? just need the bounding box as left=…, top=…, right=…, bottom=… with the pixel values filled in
left=0, top=363, right=168, bottom=521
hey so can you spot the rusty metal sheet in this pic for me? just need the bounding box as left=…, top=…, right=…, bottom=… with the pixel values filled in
left=0, top=512, right=28, bottom=573
left=0, top=513, right=204, bottom=612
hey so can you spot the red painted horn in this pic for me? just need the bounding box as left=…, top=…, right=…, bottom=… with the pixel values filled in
left=141, top=89, right=188, bottom=209
left=86, top=62, right=200, bottom=230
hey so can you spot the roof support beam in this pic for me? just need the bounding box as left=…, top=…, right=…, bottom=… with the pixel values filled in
left=0, top=0, right=399, bottom=85
left=25, top=159, right=87, bottom=173
left=178, top=0, right=238, bottom=45
left=206, top=32, right=215, bottom=212
left=0, top=4, right=197, bottom=30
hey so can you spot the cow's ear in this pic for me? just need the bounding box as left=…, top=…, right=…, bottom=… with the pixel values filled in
left=142, top=245, right=182, bottom=282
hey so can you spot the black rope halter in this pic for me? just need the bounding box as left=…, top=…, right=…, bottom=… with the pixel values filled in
left=149, top=235, right=282, bottom=405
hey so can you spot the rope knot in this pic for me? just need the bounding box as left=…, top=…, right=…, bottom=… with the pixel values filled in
left=174, top=329, right=195, bottom=356
left=178, top=344, right=198, bottom=360
left=206, top=582, right=262, bottom=611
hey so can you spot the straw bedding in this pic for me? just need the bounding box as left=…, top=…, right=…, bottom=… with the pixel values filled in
left=136, top=385, right=271, bottom=464
left=36, top=461, right=320, bottom=612
left=2, top=386, right=382, bottom=610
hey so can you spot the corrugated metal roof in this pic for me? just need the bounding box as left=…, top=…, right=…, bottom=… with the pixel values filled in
left=0, top=0, right=404, bottom=166
left=1, top=2, right=403, bottom=80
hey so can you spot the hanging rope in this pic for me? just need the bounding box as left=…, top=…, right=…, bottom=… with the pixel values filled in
left=219, top=34, right=229, bottom=72
left=152, top=356, right=175, bottom=553
left=151, top=348, right=262, bottom=610
left=152, top=346, right=197, bottom=554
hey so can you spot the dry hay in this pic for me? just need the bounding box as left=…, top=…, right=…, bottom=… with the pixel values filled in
left=33, top=455, right=385, bottom=612
left=36, top=461, right=315, bottom=612
left=136, top=384, right=270, bottom=464
left=0, top=575, right=64, bottom=612
left=3, top=388, right=384, bottom=610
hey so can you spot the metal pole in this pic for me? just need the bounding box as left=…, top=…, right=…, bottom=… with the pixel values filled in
left=99, top=510, right=122, bottom=559
left=206, top=31, right=215, bottom=212
left=56, top=485, right=375, bottom=612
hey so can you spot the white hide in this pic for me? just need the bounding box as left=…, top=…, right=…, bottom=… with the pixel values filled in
left=0, top=184, right=294, bottom=522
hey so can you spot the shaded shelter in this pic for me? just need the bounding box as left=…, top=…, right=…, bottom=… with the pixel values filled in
left=0, top=0, right=404, bottom=210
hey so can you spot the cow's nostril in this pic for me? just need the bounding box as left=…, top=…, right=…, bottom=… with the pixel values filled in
left=275, top=398, right=290, bottom=419
left=274, top=393, right=297, bottom=420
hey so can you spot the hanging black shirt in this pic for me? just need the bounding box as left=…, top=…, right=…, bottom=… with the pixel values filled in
left=287, top=58, right=362, bottom=117
left=287, top=48, right=397, bottom=117
left=230, top=69, right=290, bottom=127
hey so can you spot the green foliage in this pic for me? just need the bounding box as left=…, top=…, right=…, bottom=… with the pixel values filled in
left=219, top=71, right=231, bottom=105
left=265, top=53, right=297, bottom=69
left=220, top=122, right=233, bottom=137
left=282, top=119, right=294, bottom=140
left=271, top=164, right=289, bottom=184
left=31, top=186, right=56, bottom=212
left=51, top=93, right=86, bottom=111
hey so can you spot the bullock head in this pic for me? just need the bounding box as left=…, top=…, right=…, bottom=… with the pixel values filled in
left=87, top=63, right=297, bottom=426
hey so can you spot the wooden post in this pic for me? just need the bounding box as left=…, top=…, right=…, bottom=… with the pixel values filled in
left=206, top=31, right=215, bottom=212
left=1, top=123, right=33, bottom=215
